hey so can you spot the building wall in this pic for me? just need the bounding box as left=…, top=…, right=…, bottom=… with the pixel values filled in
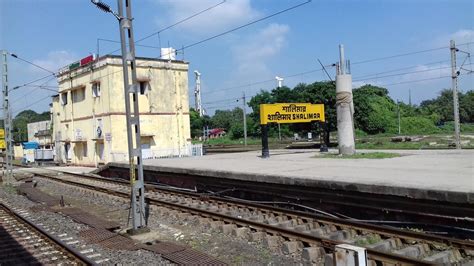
left=52, top=56, right=191, bottom=166
left=27, top=120, right=52, bottom=147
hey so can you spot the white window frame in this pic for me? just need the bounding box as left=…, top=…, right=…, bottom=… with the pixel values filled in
left=61, top=92, right=68, bottom=105
left=72, top=88, right=85, bottom=103
left=92, top=82, right=101, bottom=97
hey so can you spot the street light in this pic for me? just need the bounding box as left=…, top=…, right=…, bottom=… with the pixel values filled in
left=90, top=0, right=147, bottom=234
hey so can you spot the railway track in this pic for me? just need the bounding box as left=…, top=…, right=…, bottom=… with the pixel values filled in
left=31, top=170, right=474, bottom=265
left=0, top=202, right=94, bottom=265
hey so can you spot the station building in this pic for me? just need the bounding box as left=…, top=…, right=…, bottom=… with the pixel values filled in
left=27, top=120, right=53, bottom=149
left=51, top=55, right=191, bottom=166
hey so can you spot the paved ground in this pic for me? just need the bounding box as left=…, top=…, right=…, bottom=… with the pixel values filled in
left=108, top=149, right=473, bottom=203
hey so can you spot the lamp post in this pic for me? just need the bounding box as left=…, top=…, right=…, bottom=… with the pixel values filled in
left=90, top=0, right=147, bottom=233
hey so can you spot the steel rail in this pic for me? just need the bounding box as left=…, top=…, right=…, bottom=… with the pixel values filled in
left=40, top=170, right=474, bottom=250
left=0, top=202, right=95, bottom=265
left=34, top=172, right=436, bottom=265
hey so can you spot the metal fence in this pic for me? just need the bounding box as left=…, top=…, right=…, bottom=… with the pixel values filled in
left=110, top=143, right=203, bottom=162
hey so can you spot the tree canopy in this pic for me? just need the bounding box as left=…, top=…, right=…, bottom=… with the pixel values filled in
left=12, top=110, right=50, bottom=142
left=189, top=83, right=473, bottom=139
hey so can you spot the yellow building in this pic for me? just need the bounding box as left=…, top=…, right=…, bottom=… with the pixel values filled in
left=52, top=55, right=191, bottom=166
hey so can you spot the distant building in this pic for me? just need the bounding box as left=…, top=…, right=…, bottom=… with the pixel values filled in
left=27, top=120, right=53, bottom=149
left=52, top=54, right=191, bottom=166
left=209, top=128, right=226, bottom=138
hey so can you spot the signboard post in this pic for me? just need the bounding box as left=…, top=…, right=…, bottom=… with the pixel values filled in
left=260, top=103, right=325, bottom=158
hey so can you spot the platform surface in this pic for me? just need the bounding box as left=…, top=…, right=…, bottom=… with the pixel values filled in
left=110, top=149, right=473, bottom=203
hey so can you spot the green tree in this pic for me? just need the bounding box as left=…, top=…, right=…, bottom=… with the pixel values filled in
left=353, top=85, right=396, bottom=134
left=189, top=108, right=211, bottom=138
left=12, top=110, right=50, bottom=142
left=420, top=89, right=473, bottom=123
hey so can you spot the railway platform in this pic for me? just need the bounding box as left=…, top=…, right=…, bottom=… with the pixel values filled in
left=105, top=149, right=473, bottom=204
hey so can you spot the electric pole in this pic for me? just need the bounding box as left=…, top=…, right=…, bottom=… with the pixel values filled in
left=397, top=100, right=401, bottom=135
left=194, top=71, right=203, bottom=116
left=335, top=44, right=356, bottom=155
left=408, top=89, right=412, bottom=106
left=450, top=40, right=461, bottom=149
left=242, top=92, right=247, bottom=146
left=275, top=76, right=283, bottom=141
left=91, top=0, right=147, bottom=233
left=2, top=50, right=13, bottom=178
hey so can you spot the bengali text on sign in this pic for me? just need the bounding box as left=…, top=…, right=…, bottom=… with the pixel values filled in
left=260, top=103, right=325, bottom=125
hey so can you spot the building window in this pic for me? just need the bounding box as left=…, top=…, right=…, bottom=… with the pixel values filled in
left=139, top=81, right=150, bottom=95
left=61, top=92, right=68, bottom=105
left=72, top=88, right=85, bottom=103
left=92, top=82, right=101, bottom=97
left=83, top=142, right=88, bottom=157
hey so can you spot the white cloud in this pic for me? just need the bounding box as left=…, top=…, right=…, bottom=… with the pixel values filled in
left=449, top=29, right=474, bottom=44
left=433, top=29, right=474, bottom=46
left=153, top=0, right=260, bottom=36
left=232, top=23, right=290, bottom=79
left=400, top=63, right=451, bottom=82
left=32, top=51, right=77, bottom=74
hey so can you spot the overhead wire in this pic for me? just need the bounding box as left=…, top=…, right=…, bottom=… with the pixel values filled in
left=8, top=53, right=56, bottom=75
left=353, top=63, right=472, bottom=82
left=90, top=0, right=314, bottom=83
left=97, top=0, right=227, bottom=57
left=12, top=94, right=55, bottom=116
left=353, top=60, right=450, bottom=80
left=11, top=76, right=57, bottom=105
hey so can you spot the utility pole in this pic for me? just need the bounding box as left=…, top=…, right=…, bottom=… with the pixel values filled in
left=275, top=76, right=284, bottom=88
left=118, top=0, right=147, bottom=233
left=408, top=89, right=412, bottom=106
left=90, top=0, right=149, bottom=233
left=450, top=40, right=461, bottom=149
left=275, top=76, right=283, bottom=140
left=2, top=50, right=13, bottom=178
left=194, top=71, right=203, bottom=116
left=242, top=92, right=247, bottom=146
left=397, top=100, right=401, bottom=135
left=335, top=44, right=356, bottom=155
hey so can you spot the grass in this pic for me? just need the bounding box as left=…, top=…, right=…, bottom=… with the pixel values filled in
left=194, top=136, right=288, bottom=146
left=356, top=133, right=474, bottom=150
left=317, top=152, right=401, bottom=159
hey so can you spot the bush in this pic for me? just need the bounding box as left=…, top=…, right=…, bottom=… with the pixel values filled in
left=389, top=116, right=440, bottom=135
left=354, top=129, right=368, bottom=137
left=439, top=122, right=474, bottom=133
left=229, top=123, right=244, bottom=140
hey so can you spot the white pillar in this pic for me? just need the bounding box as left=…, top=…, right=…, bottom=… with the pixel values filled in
left=336, top=45, right=355, bottom=155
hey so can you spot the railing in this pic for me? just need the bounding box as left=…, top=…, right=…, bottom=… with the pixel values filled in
left=110, top=143, right=203, bottom=162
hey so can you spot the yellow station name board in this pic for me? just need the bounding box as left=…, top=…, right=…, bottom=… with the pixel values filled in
left=260, top=103, right=325, bottom=125
left=0, top=129, right=4, bottom=149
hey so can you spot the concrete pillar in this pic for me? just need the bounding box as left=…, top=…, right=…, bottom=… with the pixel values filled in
left=336, top=45, right=355, bottom=155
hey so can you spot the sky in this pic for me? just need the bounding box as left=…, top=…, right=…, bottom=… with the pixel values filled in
left=0, top=0, right=473, bottom=116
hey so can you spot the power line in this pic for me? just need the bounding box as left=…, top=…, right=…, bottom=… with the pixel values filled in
left=88, top=0, right=314, bottom=86
left=351, top=42, right=474, bottom=66
left=9, top=53, right=56, bottom=75
left=12, top=94, right=55, bottom=116
left=136, top=0, right=227, bottom=43
left=11, top=73, right=55, bottom=90
left=203, top=97, right=240, bottom=105
left=11, top=76, right=56, bottom=103
left=353, top=63, right=472, bottom=82
left=203, top=67, right=327, bottom=96
left=379, top=75, right=451, bottom=87
left=353, top=60, right=450, bottom=80
left=174, top=0, right=312, bottom=53
left=97, top=0, right=227, bottom=57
